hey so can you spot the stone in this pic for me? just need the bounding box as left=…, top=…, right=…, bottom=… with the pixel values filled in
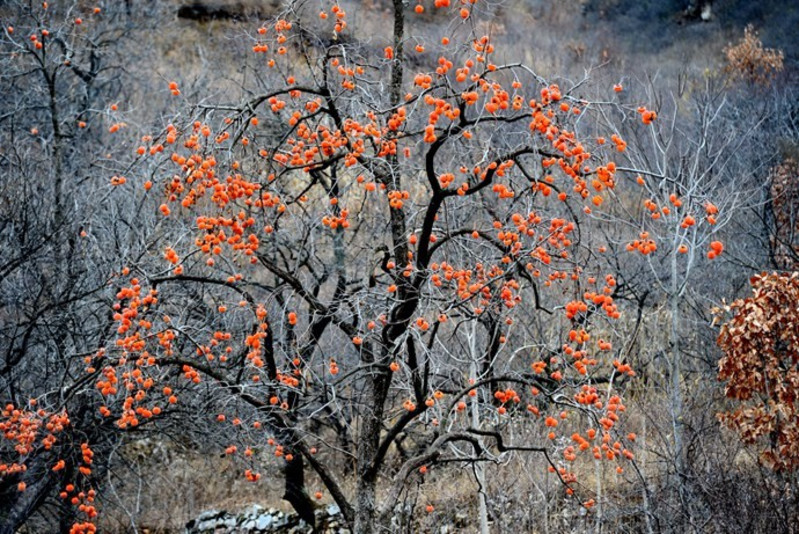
left=254, top=514, right=273, bottom=530
left=185, top=503, right=354, bottom=533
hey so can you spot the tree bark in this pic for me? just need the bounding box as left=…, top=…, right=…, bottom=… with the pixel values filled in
left=669, top=236, right=688, bottom=527
left=354, top=376, right=388, bottom=533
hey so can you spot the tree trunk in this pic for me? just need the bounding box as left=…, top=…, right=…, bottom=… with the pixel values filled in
left=353, top=368, right=390, bottom=533
left=469, top=340, right=490, bottom=534
left=669, top=242, right=688, bottom=526
left=354, top=407, right=381, bottom=533
left=353, top=476, right=378, bottom=534
left=640, top=413, right=655, bottom=534
left=0, top=476, right=56, bottom=534
left=283, top=455, right=316, bottom=529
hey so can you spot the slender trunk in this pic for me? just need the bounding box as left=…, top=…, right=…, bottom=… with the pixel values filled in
left=469, top=358, right=489, bottom=534
left=641, top=413, right=655, bottom=534
left=475, top=465, right=489, bottom=534
left=594, top=456, right=602, bottom=533
left=543, top=467, right=550, bottom=534
left=43, top=58, right=76, bottom=283
left=669, top=244, right=687, bottom=525
left=669, top=292, right=684, bottom=473
left=44, top=65, right=66, bottom=237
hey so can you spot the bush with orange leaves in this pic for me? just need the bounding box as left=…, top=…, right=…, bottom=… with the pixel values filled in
left=717, top=272, right=799, bottom=471
left=723, top=25, right=784, bottom=85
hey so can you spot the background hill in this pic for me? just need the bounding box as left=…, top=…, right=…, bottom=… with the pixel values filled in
left=1, top=1, right=798, bottom=532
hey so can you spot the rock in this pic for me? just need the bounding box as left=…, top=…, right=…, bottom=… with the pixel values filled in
left=326, top=504, right=340, bottom=516
left=700, top=3, right=712, bottom=21
left=254, top=514, right=272, bottom=530
left=186, top=502, right=350, bottom=533
left=185, top=509, right=228, bottom=533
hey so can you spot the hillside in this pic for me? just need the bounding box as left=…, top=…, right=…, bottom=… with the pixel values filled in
left=1, top=1, right=798, bottom=533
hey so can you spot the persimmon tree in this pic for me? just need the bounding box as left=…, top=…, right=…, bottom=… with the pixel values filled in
left=583, top=71, right=774, bottom=527
left=3, top=1, right=685, bottom=532
left=0, top=2, right=165, bottom=532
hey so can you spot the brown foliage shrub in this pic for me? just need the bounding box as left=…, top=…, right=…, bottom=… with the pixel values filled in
left=717, top=272, right=799, bottom=471
left=723, top=25, right=783, bottom=85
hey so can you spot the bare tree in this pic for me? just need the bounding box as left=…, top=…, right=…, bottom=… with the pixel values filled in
left=0, top=2, right=165, bottom=531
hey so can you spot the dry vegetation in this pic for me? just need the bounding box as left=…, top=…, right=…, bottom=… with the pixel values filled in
left=2, top=1, right=798, bottom=533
